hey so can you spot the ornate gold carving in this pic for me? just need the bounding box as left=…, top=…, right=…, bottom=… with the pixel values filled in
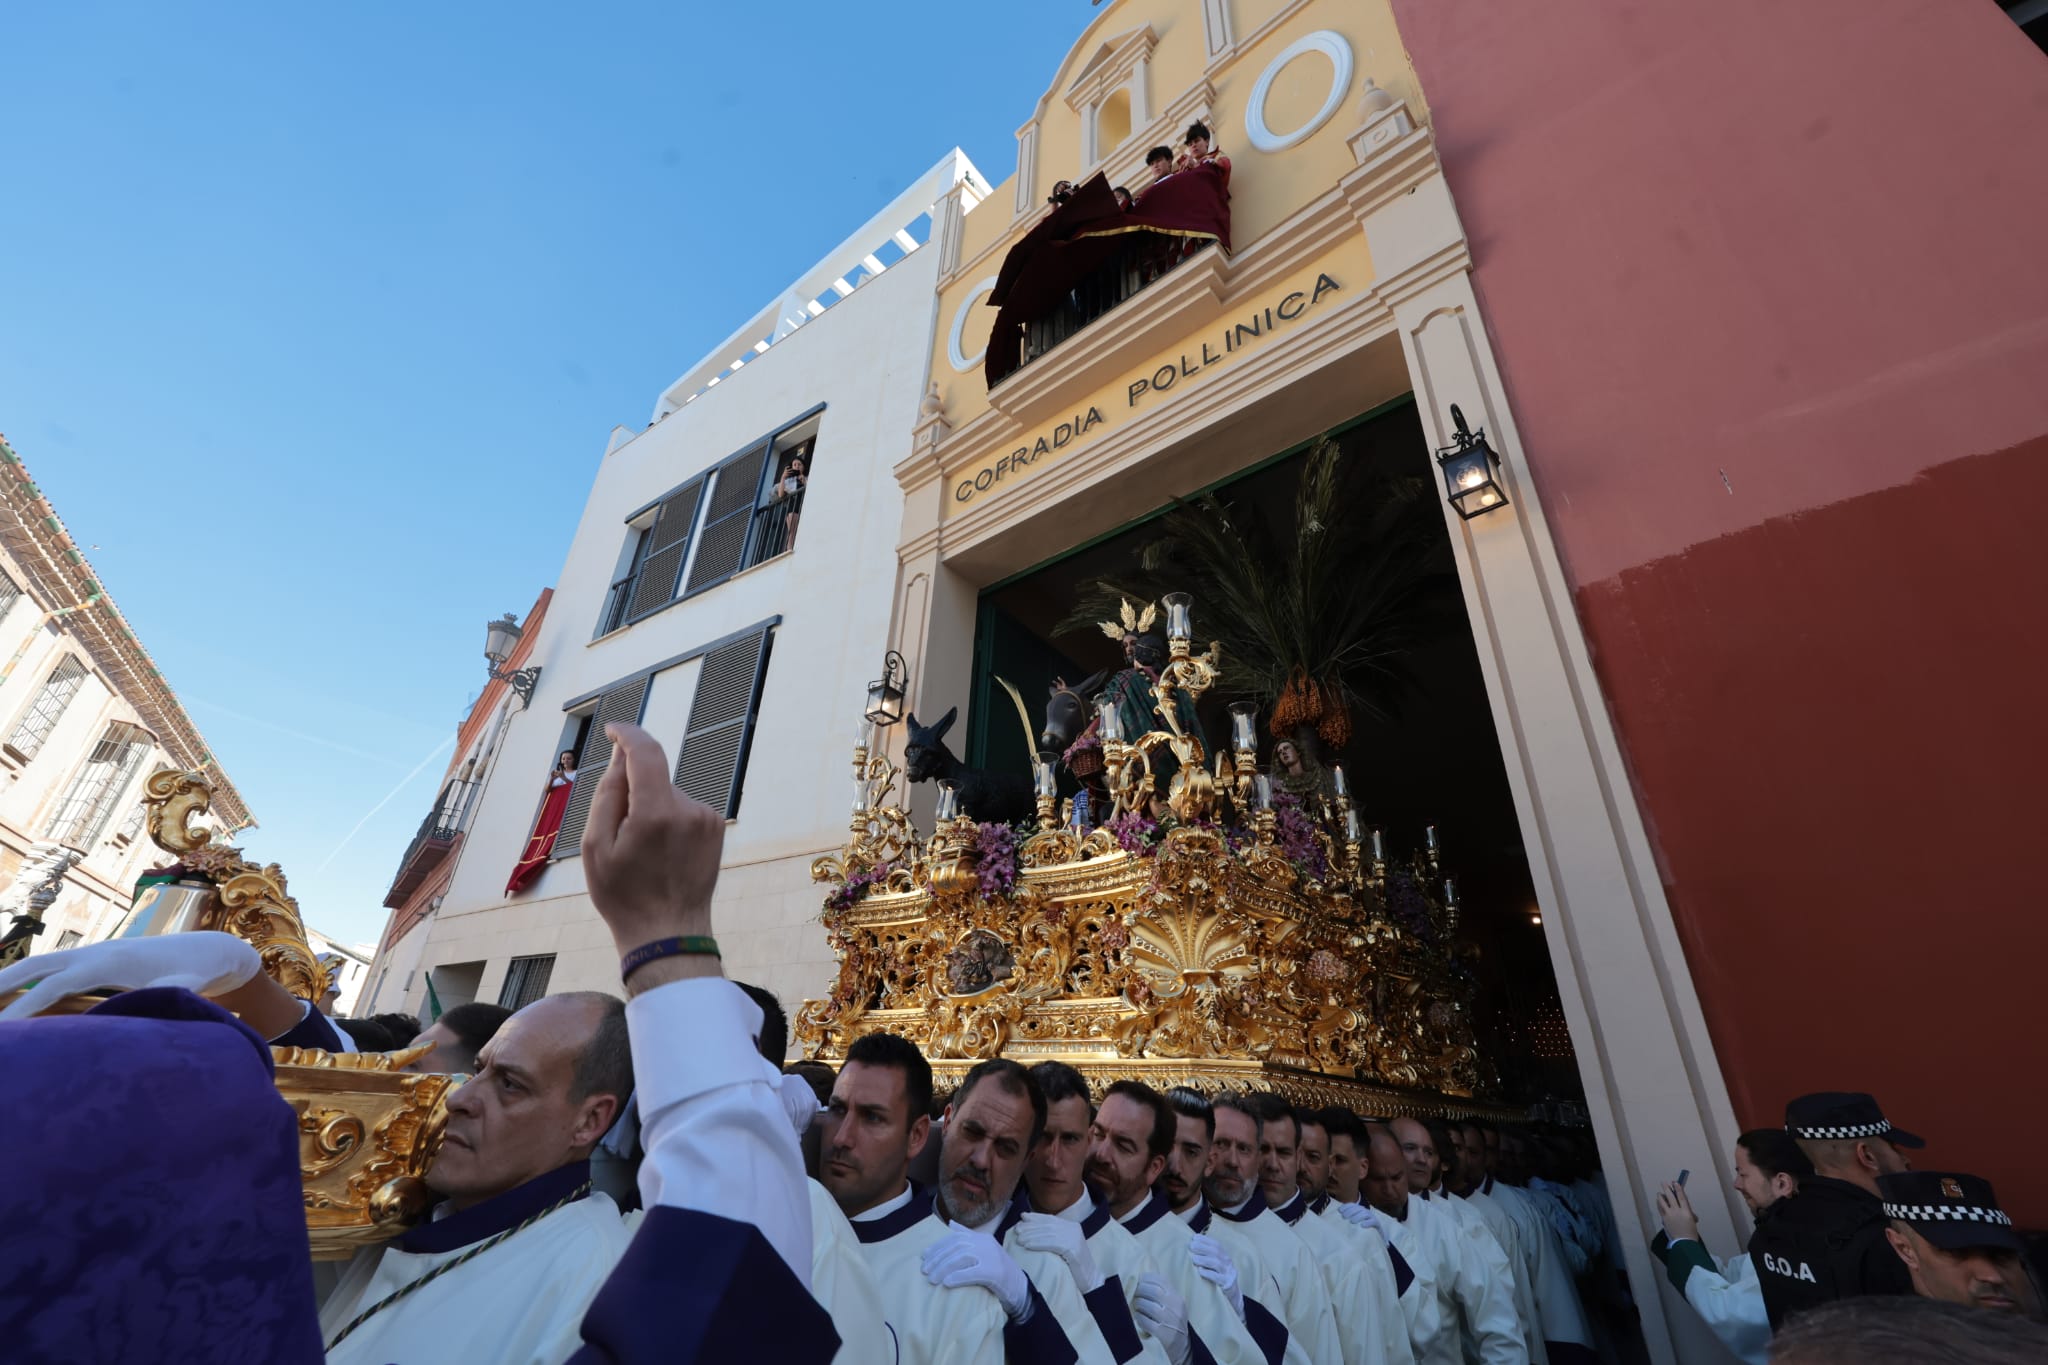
left=140, top=768, right=328, bottom=1003
left=280, top=1050, right=455, bottom=1259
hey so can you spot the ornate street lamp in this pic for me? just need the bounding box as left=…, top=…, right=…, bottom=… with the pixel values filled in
left=483, top=613, right=543, bottom=709
left=864, top=650, right=908, bottom=728
left=1435, top=404, right=1509, bottom=519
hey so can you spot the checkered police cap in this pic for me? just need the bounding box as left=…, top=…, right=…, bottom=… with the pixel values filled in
left=1881, top=1202, right=2012, bottom=1226
left=1782, top=1092, right=1925, bottom=1148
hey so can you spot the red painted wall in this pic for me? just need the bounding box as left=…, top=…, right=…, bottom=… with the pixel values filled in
left=1389, top=2, right=2048, bottom=1218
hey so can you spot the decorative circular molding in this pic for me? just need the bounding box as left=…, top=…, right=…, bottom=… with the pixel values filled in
left=948, top=276, right=1000, bottom=373
left=1243, top=31, right=1354, bottom=153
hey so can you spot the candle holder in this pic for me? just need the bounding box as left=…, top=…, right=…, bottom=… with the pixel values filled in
left=1342, top=807, right=1363, bottom=884
left=1033, top=751, right=1059, bottom=827
left=1161, top=591, right=1194, bottom=655
left=1424, top=823, right=1440, bottom=871
left=1369, top=826, right=1387, bottom=887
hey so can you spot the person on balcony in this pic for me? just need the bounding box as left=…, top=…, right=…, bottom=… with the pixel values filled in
left=773, top=454, right=808, bottom=554
left=506, top=750, right=578, bottom=897
left=1172, top=122, right=1230, bottom=186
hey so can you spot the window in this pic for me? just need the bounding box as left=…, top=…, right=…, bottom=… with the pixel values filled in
left=741, top=423, right=820, bottom=570
left=45, top=723, right=151, bottom=848
left=0, top=568, right=21, bottom=624
left=498, top=954, right=556, bottom=1010
left=115, top=801, right=148, bottom=844
left=55, top=929, right=82, bottom=950
left=552, top=677, right=650, bottom=855
left=599, top=477, right=706, bottom=636
left=673, top=627, right=775, bottom=818
left=685, top=445, right=776, bottom=594
left=8, top=656, right=89, bottom=761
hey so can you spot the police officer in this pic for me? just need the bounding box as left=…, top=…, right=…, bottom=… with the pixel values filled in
left=1879, top=1171, right=2042, bottom=1316
left=1746, top=1092, right=1920, bottom=1328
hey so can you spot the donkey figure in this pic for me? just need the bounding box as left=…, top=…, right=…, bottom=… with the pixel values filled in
left=1039, top=669, right=1109, bottom=755
left=903, top=708, right=1035, bottom=825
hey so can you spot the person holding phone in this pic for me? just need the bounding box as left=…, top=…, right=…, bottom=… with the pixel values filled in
left=1649, top=1129, right=1811, bottom=1365
left=773, top=454, right=808, bottom=554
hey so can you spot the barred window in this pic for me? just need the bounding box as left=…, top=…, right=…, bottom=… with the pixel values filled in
left=9, top=656, right=89, bottom=760
left=45, top=723, right=151, bottom=848
left=0, top=568, right=22, bottom=623
left=498, top=954, right=555, bottom=1011
left=55, top=929, right=83, bottom=950
left=116, top=801, right=148, bottom=844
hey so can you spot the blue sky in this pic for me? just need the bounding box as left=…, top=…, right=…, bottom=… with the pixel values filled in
left=1, top=2, right=1084, bottom=949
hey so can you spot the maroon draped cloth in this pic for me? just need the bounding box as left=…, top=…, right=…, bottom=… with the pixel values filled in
left=506, top=775, right=574, bottom=896
left=984, top=167, right=1232, bottom=387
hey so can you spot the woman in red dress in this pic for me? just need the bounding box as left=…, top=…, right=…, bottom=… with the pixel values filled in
left=505, top=749, right=577, bottom=895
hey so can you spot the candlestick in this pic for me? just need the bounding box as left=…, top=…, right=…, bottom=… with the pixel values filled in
left=1443, top=878, right=1458, bottom=909
left=1424, top=824, right=1439, bottom=852
left=1162, top=591, right=1193, bottom=643
left=1229, top=702, right=1258, bottom=755
left=1097, top=698, right=1123, bottom=745
left=935, top=781, right=959, bottom=822
left=1253, top=773, right=1273, bottom=810
left=1344, top=808, right=1362, bottom=842
left=1331, top=765, right=1347, bottom=798
left=1370, top=827, right=1385, bottom=862
left=856, top=718, right=876, bottom=754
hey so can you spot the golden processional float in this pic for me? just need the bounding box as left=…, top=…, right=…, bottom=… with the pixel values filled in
left=797, top=592, right=1504, bottom=1118
left=1, top=770, right=452, bottom=1259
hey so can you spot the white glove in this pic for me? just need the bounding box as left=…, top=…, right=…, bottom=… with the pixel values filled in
left=0, top=931, right=260, bottom=1021
left=923, top=1226, right=1035, bottom=1320
left=1133, top=1271, right=1193, bottom=1365
left=1010, top=1211, right=1106, bottom=1294
left=1188, top=1232, right=1244, bottom=1320
left=1335, top=1200, right=1382, bottom=1234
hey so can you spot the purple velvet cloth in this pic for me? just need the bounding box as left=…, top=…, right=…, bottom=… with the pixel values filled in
left=0, top=987, right=323, bottom=1364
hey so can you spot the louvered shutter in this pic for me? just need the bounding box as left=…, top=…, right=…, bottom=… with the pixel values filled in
left=683, top=445, right=772, bottom=594
left=673, top=629, right=774, bottom=817
left=625, top=481, right=704, bottom=623
left=554, top=678, right=650, bottom=856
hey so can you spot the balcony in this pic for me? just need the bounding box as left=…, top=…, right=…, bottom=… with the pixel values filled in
left=382, top=776, right=478, bottom=908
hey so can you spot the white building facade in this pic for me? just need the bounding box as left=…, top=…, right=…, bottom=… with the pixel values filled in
left=363, top=153, right=987, bottom=1032
left=0, top=436, right=253, bottom=955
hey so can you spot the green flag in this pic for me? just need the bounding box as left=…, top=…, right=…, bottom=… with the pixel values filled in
left=424, top=973, right=443, bottom=1022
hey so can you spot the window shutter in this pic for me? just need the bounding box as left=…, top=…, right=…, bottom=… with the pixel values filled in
left=683, top=446, right=772, bottom=595
left=625, top=481, right=704, bottom=623
left=673, top=629, right=773, bottom=817
left=553, top=678, right=649, bottom=855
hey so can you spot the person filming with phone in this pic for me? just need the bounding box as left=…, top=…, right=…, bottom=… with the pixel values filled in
left=1648, top=1130, right=1810, bottom=1364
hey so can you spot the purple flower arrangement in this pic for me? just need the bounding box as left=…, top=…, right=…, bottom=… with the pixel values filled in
left=824, top=863, right=893, bottom=913
left=972, top=822, right=1021, bottom=899
left=1269, top=791, right=1330, bottom=883
left=1106, top=810, right=1162, bottom=854
left=1384, top=869, right=1436, bottom=942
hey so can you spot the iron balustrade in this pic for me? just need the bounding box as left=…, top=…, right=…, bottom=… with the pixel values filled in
left=383, top=776, right=480, bottom=905
left=1011, top=239, right=1213, bottom=376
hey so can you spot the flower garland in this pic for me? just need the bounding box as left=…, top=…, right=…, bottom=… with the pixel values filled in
left=971, top=822, right=1021, bottom=900
left=823, top=863, right=894, bottom=913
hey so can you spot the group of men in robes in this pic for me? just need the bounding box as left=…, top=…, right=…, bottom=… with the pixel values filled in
left=0, top=718, right=1619, bottom=1365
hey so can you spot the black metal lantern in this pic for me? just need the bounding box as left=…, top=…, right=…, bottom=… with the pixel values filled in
left=1435, top=404, right=1509, bottom=520
left=482, top=612, right=543, bottom=709
left=864, top=650, right=908, bottom=728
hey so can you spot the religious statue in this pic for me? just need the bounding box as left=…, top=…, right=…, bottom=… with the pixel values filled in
left=0, top=842, right=80, bottom=967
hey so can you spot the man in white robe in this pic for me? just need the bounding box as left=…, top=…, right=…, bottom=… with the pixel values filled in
left=1160, top=1088, right=1299, bottom=1365
left=1254, top=1100, right=1400, bottom=1365
left=1016, top=1063, right=1181, bottom=1364
left=1205, top=1095, right=1345, bottom=1365
left=809, top=1176, right=898, bottom=1365
left=1312, top=1110, right=1418, bottom=1365
left=1454, top=1123, right=1592, bottom=1365
left=1366, top=1128, right=1525, bottom=1365
left=1412, top=1119, right=1544, bottom=1363
left=320, top=991, right=636, bottom=1364
left=820, top=1036, right=1080, bottom=1365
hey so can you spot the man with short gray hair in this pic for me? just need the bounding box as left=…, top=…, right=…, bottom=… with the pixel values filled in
left=320, top=989, right=637, bottom=1364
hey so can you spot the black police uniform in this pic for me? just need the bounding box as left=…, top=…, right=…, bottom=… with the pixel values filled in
left=1748, top=1092, right=1922, bottom=1330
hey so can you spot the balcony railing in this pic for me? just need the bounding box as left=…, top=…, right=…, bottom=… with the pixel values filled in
left=383, top=776, right=479, bottom=908
left=1009, top=239, right=1215, bottom=378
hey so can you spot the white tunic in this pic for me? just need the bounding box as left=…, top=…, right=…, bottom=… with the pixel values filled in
left=1654, top=1236, right=1769, bottom=1365
left=321, top=1185, right=630, bottom=1365
left=1206, top=1195, right=1344, bottom=1365
left=996, top=1207, right=1121, bottom=1363
left=1039, top=1188, right=1172, bottom=1365
left=1380, top=1195, right=1525, bottom=1365
left=1478, top=1181, right=1590, bottom=1352
left=1117, top=1192, right=1277, bottom=1365
left=1273, top=1192, right=1395, bottom=1365
left=1302, top=1196, right=1418, bottom=1365
left=1437, top=1187, right=1545, bottom=1363
left=810, top=1178, right=897, bottom=1365
left=851, top=1187, right=1011, bottom=1365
